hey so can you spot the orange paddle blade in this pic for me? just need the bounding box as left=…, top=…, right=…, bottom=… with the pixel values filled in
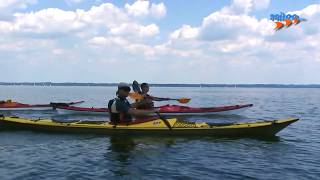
left=129, top=93, right=143, bottom=100
left=177, top=98, right=191, bottom=104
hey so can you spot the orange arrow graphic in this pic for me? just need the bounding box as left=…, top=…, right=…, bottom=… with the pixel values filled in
left=274, top=21, right=284, bottom=30
left=284, top=19, right=292, bottom=27
left=292, top=18, right=300, bottom=25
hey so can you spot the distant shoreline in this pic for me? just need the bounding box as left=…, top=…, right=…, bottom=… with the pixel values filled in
left=1, top=82, right=320, bottom=88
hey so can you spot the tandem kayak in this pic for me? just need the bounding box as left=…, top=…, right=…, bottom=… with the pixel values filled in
left=0, top=100, right=84, bottom=111
left=56, top=104, right=253, bottom=116
left=0, top=115, right=298, bottom=137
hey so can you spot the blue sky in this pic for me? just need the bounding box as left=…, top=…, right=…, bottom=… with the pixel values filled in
left=0, top=0, right=320, bottom=83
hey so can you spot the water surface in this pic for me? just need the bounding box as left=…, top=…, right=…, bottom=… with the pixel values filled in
left=0, top=86, right=319, bottom=179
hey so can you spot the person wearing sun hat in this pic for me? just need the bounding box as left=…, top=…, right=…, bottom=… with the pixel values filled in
left=108, top=82, right=158, bottom=125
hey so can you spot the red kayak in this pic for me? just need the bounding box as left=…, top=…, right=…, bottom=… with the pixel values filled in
left=56, top=104, right=253, bottom=116
left=0, top=100, right=84, bottom=111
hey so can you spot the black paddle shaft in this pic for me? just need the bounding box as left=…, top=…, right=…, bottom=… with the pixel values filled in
left=156, top=112, right=172, bottom=130
left=132, top=80, right=141, bottom=93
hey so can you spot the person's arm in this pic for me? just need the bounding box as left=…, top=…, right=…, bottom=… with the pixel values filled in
left=130, top=102, right=141, bottom=108
left=149, top=96, right=171, bottom=101
left=130, top=100, right=153, bottom=108
left=116, top=100, right=157, bottom=116
left=128, top=108, right=158, bottom=116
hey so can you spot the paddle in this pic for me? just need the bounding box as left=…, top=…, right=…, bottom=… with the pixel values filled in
left=129, top=92, right=190, bottom=104
left=132, top=80, right=141, bottom=93
left=156, top=112, right=172, bottom=130
left=167, top=98, right=190, bottom=104
left=50, top=101, right=85, bottom=107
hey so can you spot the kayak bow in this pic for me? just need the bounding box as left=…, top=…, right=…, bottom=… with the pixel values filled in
left=0, top=100, right=84, bottom=111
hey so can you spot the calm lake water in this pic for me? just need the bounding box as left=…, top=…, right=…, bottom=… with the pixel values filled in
left=0, top=86, right=319, bottom=179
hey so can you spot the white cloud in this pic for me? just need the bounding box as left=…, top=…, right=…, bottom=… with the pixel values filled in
left=220, top=0, right=270, bottom=15
left=151, top=3, right=166, bottom=18
left=167, top=0, right=274, bottom=45
left=66, top=0, right=83, bottom=4
left=0, top=1, right=165, bottom=71
left=290, top=4, right=320, bottom=17
left=125, top=0, right=149, bottom=17
left=170, top=25, right=199, bottom=40
left=0, top=0, right=37, bottom=10
left=170, top=1, right=274, bottom=43
left=11, top=8, right=86, bottom=34
left=52, top=48, right=65, bottom=55
left=160, top=1, right=320, bottom=84
left=1, top=0, right=320, bottom=83
left=109, top=23, right=159, bottom=37
left=0, top=0, right=37, bottom=19
left=125, top=0, right=166, bottom=18
left=199, top=13, right=269, bottom=41
left=222, top=0, right=254, bottom=15
left=88, top=36, right=109, bottom=46
left=289, top=4, right=320, bottom=36
left=253, top=0, right=270, bottom=10
left=0, top=2, right=162, bottom=39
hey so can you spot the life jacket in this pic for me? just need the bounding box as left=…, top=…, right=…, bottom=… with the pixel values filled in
left=108, top=97, right=132, bottom=124
left=133, top=93, right=153, bottom=109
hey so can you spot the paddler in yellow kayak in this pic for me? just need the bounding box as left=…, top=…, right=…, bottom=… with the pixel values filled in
left=108, top=82, right=157, bottom=124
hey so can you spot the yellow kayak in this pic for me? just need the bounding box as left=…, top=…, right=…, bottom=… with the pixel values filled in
left=0, top=116, right=298, bottom=137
